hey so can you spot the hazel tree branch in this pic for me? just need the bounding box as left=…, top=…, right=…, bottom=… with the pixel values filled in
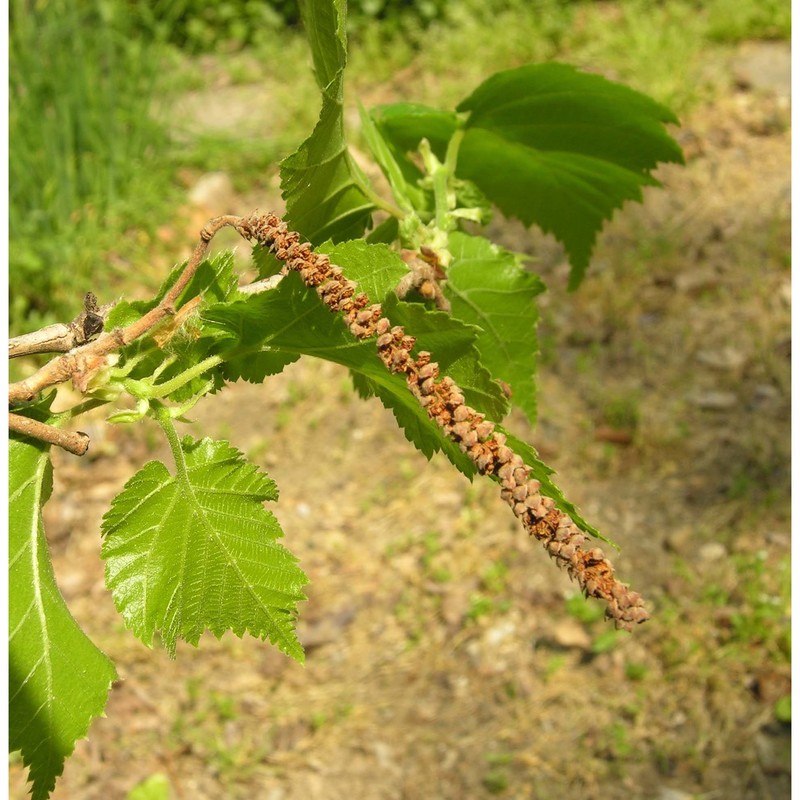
left=8, top=292, right=113, bottom=358
left=8, top=215, right=251, bottom=456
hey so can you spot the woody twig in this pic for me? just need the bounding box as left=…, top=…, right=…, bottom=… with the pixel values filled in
left=8, top=215, right=250, bottom=454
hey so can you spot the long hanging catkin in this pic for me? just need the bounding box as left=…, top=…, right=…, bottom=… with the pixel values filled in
left=242, top=212, right=648, bottom=631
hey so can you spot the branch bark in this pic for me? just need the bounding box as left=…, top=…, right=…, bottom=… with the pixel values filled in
left=9, top=413, right=90, bottom=456
left=8, top=293, right=112, bottom=358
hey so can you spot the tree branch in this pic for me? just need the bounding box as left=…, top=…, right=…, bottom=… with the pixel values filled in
left=8, top=292, right=113, bottom=358
left=9, top=413, right=90, bottom=456
left=8, top=215, right=249, bottom=406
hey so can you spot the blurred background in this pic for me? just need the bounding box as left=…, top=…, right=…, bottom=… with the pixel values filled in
left=9, top=1, right=790, bottom=798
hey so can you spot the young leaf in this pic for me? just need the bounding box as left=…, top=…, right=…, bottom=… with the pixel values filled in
left=108, top=252, right=244, bottom=403
left=454, top=63, right=684, bottom=288
left=101, top=437, right=308, bottom=661
left=280, top=0, right=374, bottom=243
left=317, top=239, right=409, bottom=303
left=105, top=252, right=239, bottom=330
left=445, top=232, right=545, bottom=426
left=357, top=102, right=428, bottom=213
left=10, top=435, right=117, bottom=800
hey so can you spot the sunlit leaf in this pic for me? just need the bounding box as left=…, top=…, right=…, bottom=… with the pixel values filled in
left=445, top=232, right=545, bottom=425
left=9, top=434, right=117, bottom=800
left=101, top=437, right=308, bottom=661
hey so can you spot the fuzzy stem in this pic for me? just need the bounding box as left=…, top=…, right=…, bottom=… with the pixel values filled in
left=148, top=355, right=224, bottom=399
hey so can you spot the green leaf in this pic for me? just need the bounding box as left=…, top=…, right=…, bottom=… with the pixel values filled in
left=106, top=252, right=239, bottom=330
left=280, top=0, right=373, bottom=243
left=112, top=252, right=243, bottom=402
left=365, top=215, right=400, bottom=245
left=299, top=0, right=346, bottom=90
left=445, top=232, right=545, bottom=426
left=370, top=102, right=459, bottom=159
left=382, top=294, right=509, bottom=422
left=501, top=428, right=612, bottom=545
left=318, top=239, right=409, bottom=302
left=101, top=437, right=308, bottom=661
left=358, top=102, right=428, bottom=212
left=10, top=435, right=117, bottom=800
left=457, top=63, right=682, bottom=171
left=454, top=63, right=684, bottom=288
left=221, top=350, right=301, bottom=385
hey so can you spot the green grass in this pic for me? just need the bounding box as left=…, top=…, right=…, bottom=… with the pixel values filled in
left=349, top=0, right=788, bottom=114
left=10, top=0, right=788, bottom=330
left=9, top=0, right=176, bottom=331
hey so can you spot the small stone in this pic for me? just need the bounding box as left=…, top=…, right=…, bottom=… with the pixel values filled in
left=755, top=727, right=792, bottom=774
left=484, top=620, right=516, bottom=647
left=695, top=347, right=747, bottom=372
left=665, top=528, right=693, bottom=554
left=550, top=619, right=591, bottom=650
left=188, top=171, right=235, bottom=214
left=698, top=542, right=727, bottom=562
left=656, top=787, right=694, bottom=800
left=674, top=267, right=721, bottom=295
left=731, top=41, right=791, bottom=98
left=778, top=280, right=790, bottom=308
left=686, top=390, right=737, bottom=410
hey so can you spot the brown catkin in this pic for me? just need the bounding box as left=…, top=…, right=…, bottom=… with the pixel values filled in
left=241, top=213, right=649, bottom=631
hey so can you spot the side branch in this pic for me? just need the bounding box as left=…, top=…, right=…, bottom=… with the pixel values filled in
left=8, top=216, right=248, bottom=407
left=8, top=293, right=112, bottom=358
left=9, top=413, right=89, bottom=456
left=240, top=212, right=649, bottom=631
